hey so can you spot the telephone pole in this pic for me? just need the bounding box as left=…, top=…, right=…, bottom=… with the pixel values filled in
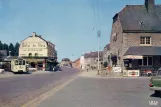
left=97, top=30, right=100, bottom=75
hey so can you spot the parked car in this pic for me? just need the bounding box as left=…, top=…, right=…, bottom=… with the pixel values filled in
left=27, top=64, right=37, bottom=72
left=149, top=67, right=161, bottom=96
left=53, top=65, right=62, bottom=71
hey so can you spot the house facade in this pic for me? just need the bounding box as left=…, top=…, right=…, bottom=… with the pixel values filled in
left=72, top=58, right=80, bottom=69
left=80, top=51, right=103, bottom=70
left=61, top=58, right=71, bottom=66
left=110, top=0, right=161, bottom=72
left=19, top=32, right=57, bottom=70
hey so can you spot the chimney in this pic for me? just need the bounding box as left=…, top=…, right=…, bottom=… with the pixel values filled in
left=145, top=0, right=155, bottom=13
left=32, top=32, right=36, bottom=37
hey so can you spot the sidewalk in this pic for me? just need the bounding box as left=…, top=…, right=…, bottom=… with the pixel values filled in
left=79, top=70, right=99, bottom=78
left=79, top=69, right=124, bottom=78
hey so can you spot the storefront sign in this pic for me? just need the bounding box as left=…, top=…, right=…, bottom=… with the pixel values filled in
left=113, top=67, right=122, bottom=72
left=123, top=55, right=143, bottom=59
left=128, top=70, right=140, bottom=77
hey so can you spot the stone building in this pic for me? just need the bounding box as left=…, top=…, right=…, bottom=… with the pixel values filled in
left=109, top=0, right=161, bottom=72
left=103, top=44, right=110, bottom=65
left=19, top=32, right=57, bottom=70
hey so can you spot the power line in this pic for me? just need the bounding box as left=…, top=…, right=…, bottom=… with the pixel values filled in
left=92, top=0, right=98, bottom=31
left=96, top=0, right=101, bottom=31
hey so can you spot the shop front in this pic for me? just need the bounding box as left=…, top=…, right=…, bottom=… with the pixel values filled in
left=123, top=46, right=161, bottom=77
left=24, top=57, right=57, bottom=71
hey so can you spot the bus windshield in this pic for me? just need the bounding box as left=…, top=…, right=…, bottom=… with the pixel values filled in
left=14, top=60, right=26, bottom=65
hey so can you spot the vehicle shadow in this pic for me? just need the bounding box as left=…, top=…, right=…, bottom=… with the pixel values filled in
left=150, top=93, right=161, bottom=98
left=13, top=71, right=32, bottom=75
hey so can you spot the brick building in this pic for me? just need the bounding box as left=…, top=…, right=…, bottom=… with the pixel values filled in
left=72, top=58, right=80, bottom=69
left=109, top=0, right=161, bottom=72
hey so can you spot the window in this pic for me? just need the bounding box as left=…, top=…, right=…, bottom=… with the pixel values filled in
left=140, top=37, right=151, bottom=45
left=29, top=53, right=32, bottom=57
left=138, top=56, right=153, bottom=66
left=19, top=60, right=22, bottom=65
left=138, top=59, right=142, bottom=65
left=35, top=53, right=38, bottom=56
left=23, top=60, right=25, bottom=65
left=15, top=60, right=18, bottom=65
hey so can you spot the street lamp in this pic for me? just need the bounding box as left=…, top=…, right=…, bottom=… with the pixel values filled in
left=97, top=30, right=101, bottom=75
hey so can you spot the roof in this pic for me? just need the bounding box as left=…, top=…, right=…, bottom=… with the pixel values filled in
left=20, top=32, right=55, bottom=46
left=115, top=3, right=161, bottom=32
left=0, top=50, right=7, bottom=56
left=84, top=51, right=103, bottom=58
left=124, top=46, right=161, bottom=56
left=0, top=56, right=22, bottom=61
left=73, top=58, right=80, bottom=63
left=104, top=44, right=110, bottom=50
left=62, top=58, right=70, bottom=61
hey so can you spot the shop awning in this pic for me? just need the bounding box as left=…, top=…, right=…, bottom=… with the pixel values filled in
left=123, top=46, right=161, bottom=59
left=123, top=55, right=143, bottom=59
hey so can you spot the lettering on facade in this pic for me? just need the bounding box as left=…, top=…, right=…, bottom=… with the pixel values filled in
left=28, top=49, right=42, bottom=51
left=22, top=43, right=45, bottom=48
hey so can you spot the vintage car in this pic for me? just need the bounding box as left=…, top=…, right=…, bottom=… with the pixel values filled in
left=149, top=67, right=161, bottom=95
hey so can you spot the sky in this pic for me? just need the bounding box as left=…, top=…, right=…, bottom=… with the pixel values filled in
left=0, top=0, right=161, bottom=61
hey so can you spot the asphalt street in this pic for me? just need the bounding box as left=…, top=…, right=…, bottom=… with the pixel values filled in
left=0, top=67, right=79, bottom=107
left=38, top=74, right=161, bottom=107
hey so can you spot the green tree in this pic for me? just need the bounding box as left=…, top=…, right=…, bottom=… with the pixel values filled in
left=103, top=62, right=108, bottom=68
left=9, top=43, right=14, bottom=56
left=0, top=41, right=2, bottom=50
left=14, top=42, right=20, bottom=56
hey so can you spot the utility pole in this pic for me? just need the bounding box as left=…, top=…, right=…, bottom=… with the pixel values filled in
left=97, top=30, right=100, bottom=75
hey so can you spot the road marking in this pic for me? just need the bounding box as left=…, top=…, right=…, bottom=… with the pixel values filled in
left=21, top=72, right=82, bottom=107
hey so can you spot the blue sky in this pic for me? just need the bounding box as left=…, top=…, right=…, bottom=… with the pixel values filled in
left=0, top=0, right=161, bottom=61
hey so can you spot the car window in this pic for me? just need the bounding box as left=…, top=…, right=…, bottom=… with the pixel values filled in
left=158, top=70, right=161, bottom=75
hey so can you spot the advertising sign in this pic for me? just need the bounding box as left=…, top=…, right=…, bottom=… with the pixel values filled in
left=128, top=70, right=140, bottom=77
left=113, top=67, right=122, bottom=73
left=123, top=55, right=143, bottom=59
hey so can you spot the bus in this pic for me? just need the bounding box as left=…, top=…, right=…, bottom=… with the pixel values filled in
left=10, top=58, right=29, bottom=73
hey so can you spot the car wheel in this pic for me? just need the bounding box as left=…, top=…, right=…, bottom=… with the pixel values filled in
left=148, top=73, right=152, bottom=77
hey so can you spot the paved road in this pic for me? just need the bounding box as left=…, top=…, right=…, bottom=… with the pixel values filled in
left=38, top=74, right=161, bottom=107
left=0, top=67, right=79, bottom=107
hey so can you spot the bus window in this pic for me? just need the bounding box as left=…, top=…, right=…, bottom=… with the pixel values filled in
left=23, top=60, right=25, bottom=65
left=19, top=60, right=22, bottom=65
left=15, top=60, right=18, bottom=65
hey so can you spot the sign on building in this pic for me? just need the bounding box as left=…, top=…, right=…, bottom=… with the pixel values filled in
left=127, top=70, right=140, bottom=77
left=113, top=67, right=122, bottom=72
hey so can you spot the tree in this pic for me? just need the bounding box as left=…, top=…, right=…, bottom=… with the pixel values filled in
left=0, top=41, right=2, bottom=50
left=9, top=43, right=14, bottom=56
left=103, top=62, right=108, bottom=68
left=14, top=42, right=20, bottom=56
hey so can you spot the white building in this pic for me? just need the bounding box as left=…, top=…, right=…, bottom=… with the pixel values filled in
left=19, top=32, right=57, bottom=71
